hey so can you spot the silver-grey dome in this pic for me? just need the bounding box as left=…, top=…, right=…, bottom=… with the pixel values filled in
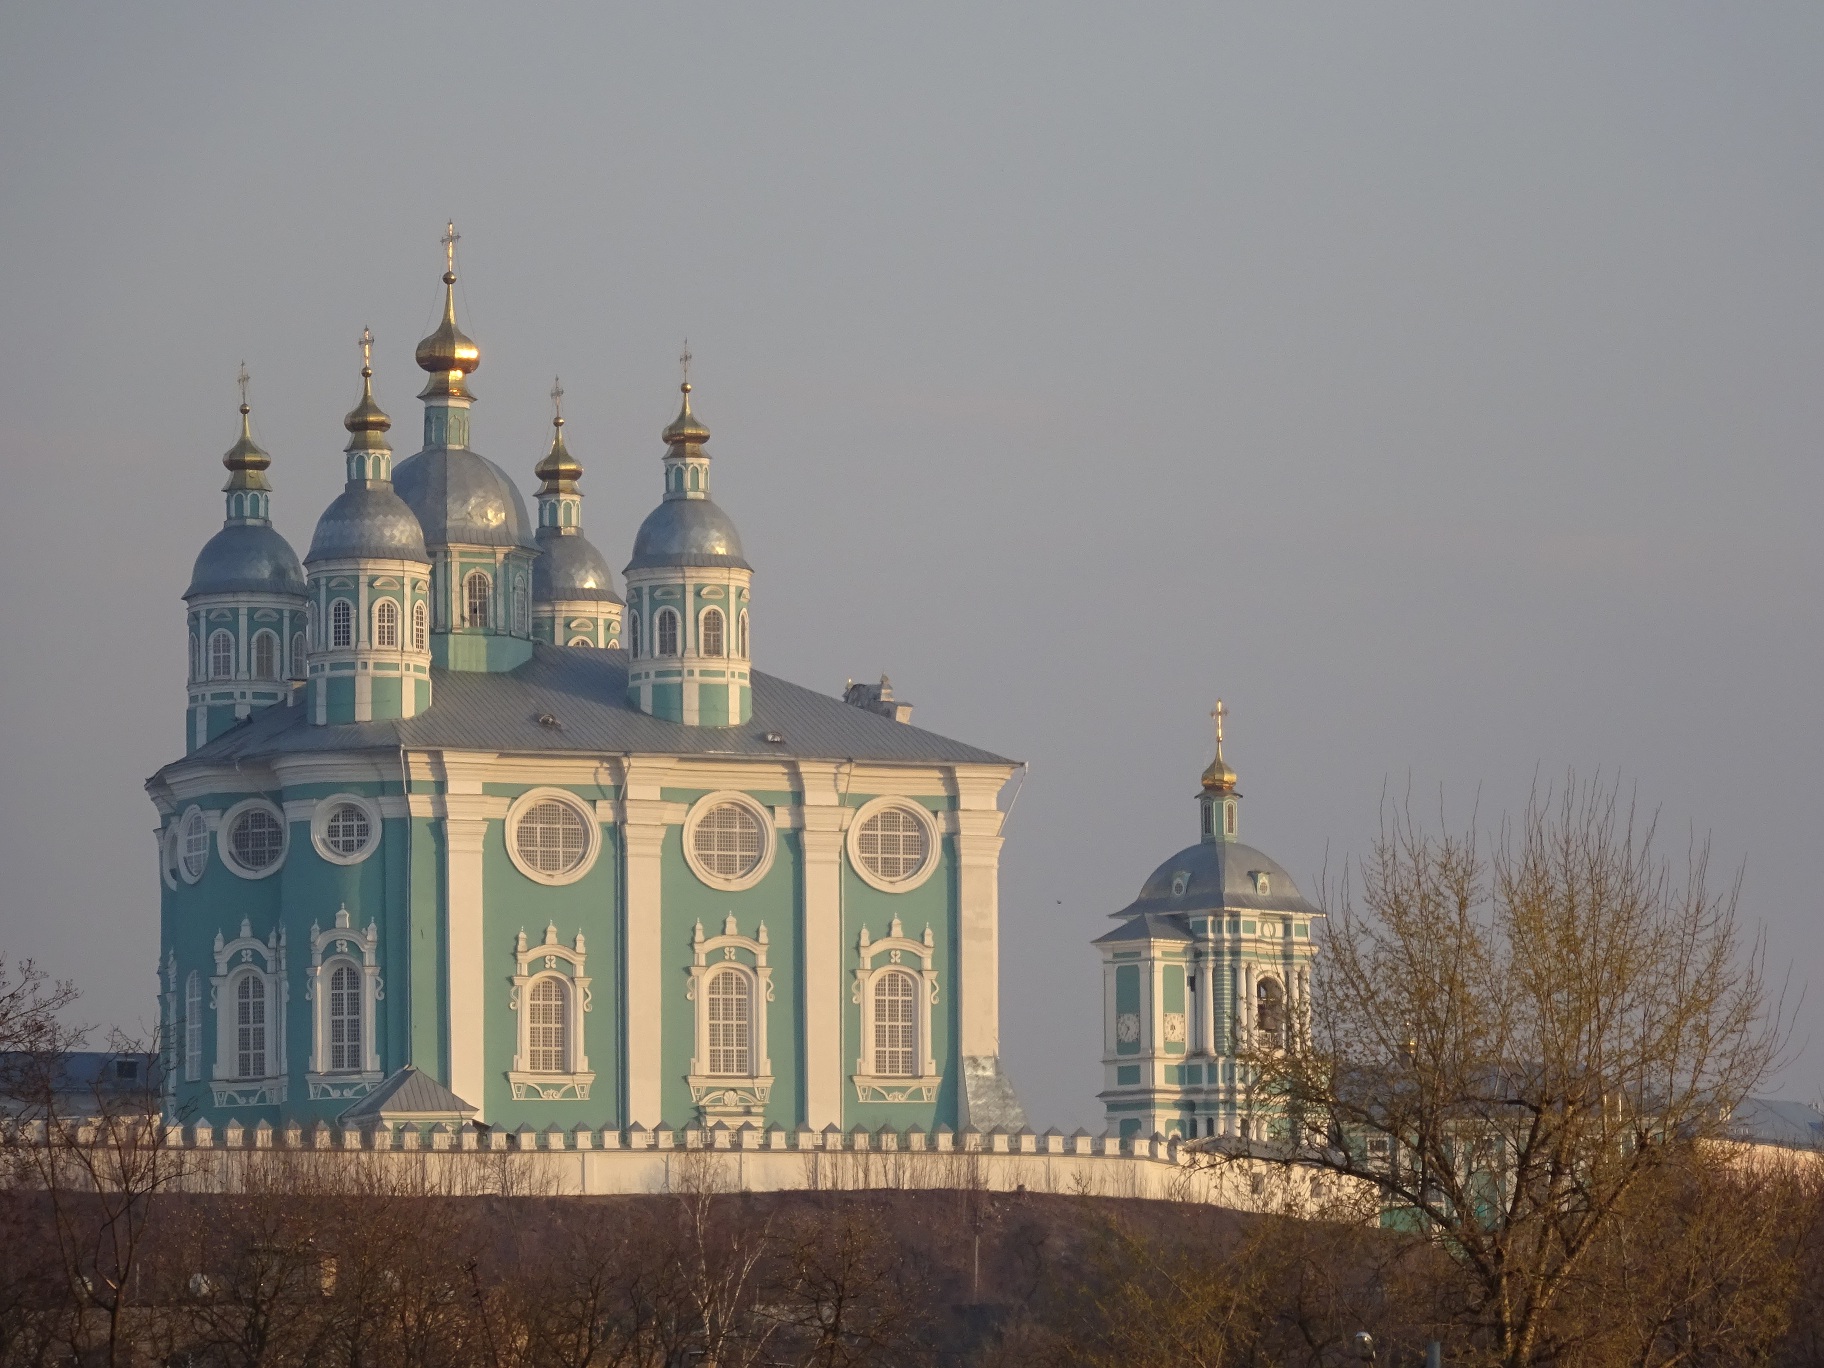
left=533, top=530, right=622, bottom=603
left=1114, top=840, right=1319, bottom=920
left=186, top=523, right=306, bottom=600
left=393, top=446, right=537, bottom=551
left=625, top=498, right=750, bottom=573
left=306, top=486, right=429, bottom=564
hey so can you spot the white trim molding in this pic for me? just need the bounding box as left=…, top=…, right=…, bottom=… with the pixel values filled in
left=310, top=793, right=382, bottom=866
left=503, top=787, right=603, bottom=886
left=177, top=805, right=211, bottom=885
left=216, top=797, right=290, bottom=881
left=680, top=791, right=777, bottom=893
left=209, top=919, right=287, bottom=1107
left=851, top=918, right=941, bottom=1102
left=845, top=796, right=941, bottom=894
left=304, top=906, right=383, bottom=1099
left=686, top=915, right=775, bottom=1119
left=508, top=925, right=594, bottom=1100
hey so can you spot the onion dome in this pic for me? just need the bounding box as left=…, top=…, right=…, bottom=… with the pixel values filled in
left=532, top=394, right=621, bottom=604
left=533, top=406, right=583, bottom=497
left=661, top=382, right=711, bottom=445
left=414, top=222, right=480, bottom=401
left=625, top=380, right=751, bottom=572
left=1201, top=699, right=1238, bottom=793
left=185, top=382, right=305, bottom=600
left=307, top=348, right=428, bottom=565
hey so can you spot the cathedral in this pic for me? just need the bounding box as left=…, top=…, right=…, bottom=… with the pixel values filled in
left=153, top=229, right=1026, bottom=1137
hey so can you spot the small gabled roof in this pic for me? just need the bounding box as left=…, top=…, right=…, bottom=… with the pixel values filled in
left=338, top=1066, right=477, bottom=1123
left=1093, top=912, right=1194, bottom=946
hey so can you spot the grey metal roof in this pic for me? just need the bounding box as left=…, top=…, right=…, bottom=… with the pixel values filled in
left=338, top=1066, right=477, bottom=1121
left=306, top=484, right=429, bottom=564
left=393, top=444, right=538, bottom=551
left=1113, top=839, right=1321, bottom=920
left=533, top=528, right=622, bottom=604
left=626, top=497, right=750, bottom=572
left=1728, top=1097, right=1824, bottom=1149
left=1093, top=912, right=1195, bottom=945
left=186, top=523, right=307, bottom=600
left=161, top=643, right=1013, bottom=774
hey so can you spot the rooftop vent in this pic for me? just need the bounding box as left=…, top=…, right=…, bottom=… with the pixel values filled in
left=843, top=674, right=913, bottom=724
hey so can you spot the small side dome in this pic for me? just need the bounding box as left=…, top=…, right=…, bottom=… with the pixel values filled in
left=393, top=447, right=537, bottom=551
left=186, top=523, right=305, bottom=600
left=534, top=531, right=622, bottom=603
left=626, top=498, right=750, bottom=573
left=307, top=486, right=429, bottom=563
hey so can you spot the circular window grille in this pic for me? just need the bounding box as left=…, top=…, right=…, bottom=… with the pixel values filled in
left=228, top=808, right=285, bottom=872
left=516, top=800, right=589, bottom=876
left=324, top=803, right=372, bottom=858
left=180, top=810, right=210, bottom=882
left=692, top=803, right=764, bottom=880
left=856, top=807, right=929, bottom=882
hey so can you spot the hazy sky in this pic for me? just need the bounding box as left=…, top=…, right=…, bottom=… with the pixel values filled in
left=2, top=4, right=1820, bottom=1127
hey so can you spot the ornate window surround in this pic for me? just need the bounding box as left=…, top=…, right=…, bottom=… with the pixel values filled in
left=851, top=918, right=941, bottom=1102
left=160, top=820, right=182, bottom=891
left=209, top=919, right=287, bottom=1107
left=177, top=806, right=212, bottom=885
left=508, top=925, right=593, bottom=1100
left=310, top=794, right=381, bottom=866
left=845, top=796, right=941, bottom=894
left=503, top=787, right=602, bottom=886
left=305, top=906, right=383, bottom=1100
left=217, top=798, right=289, bottom=881
left=686, top=916, right=775, bottom=1118
left=681, top=791, right=777, bottom=893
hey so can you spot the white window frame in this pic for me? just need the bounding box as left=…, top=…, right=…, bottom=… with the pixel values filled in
left=177, top=805, right=211, bottom=885
left=503, top=788, right=602, bottom=886
left=189, top=631, right=202, bottom=681
left=209, top=629, right=235, bottom=679
left=851, top=918, right=941, bottom=1102
left=310, top=794, right=382, bottom=866
left=508, top=924, right=593, bottom=1100
left=330, top=598, right=353, bottom=648
left=217, top=798, right=289, bottom=881
left=845, top=796, right=941, bottom=894
left=699, top=606, right=725, bottom=657
left=464, top=570, right=492, bottom=629
left=289, top=631, right=307, bottom=679
left=305, top=906, right=383, bottom=1099
left=737, top=608, right=749, bottom=658
left=512, top=579, right=529, bottom=636
left=251, top=629, right=279, bottom=679
left=161, top=820, right=182, bottom=891
left=209, top=918, right=287, bottom=1106
left=655, top=607, right=679, bottom=656
left=686, top=915, right=774, bottom=1118
left=372, top=597, right=399, bottom=648
left=184, top=970, right=203, bottom=1080
left=411, top=600, right=427, bottom=651
left=680, top=791, right=777, bottom=893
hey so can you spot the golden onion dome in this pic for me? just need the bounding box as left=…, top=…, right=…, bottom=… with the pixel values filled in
left=1201, top=699, right=1238, bottom=792
left=222, top=402, right=272, bottom=478
left=415, top=230, right=480, bottom=400
left=534, top=412, right=583, bottom=496
left=343, top=340, right=393, bottom=451
left=662, top=382, right=710, bottom=445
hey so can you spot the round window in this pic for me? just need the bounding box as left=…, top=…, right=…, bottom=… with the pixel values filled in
left=179, top=808, right=210, bottom=883
left=856, top=806, right=929, bottom=883
left=692, top=802, right=764, bottom=880
left=227, top=807, right=285, bottom=873
left=516, top=799, right=589, bottom=876
left=323, top=802, right=372, bottom=857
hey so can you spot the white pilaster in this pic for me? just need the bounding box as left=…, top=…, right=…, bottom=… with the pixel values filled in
left=797, top=760, right=846, bottom=1129
left=621, top=765, right=673, bottom=1126
left=952, top=768, right=1009, bottom=1060
left=435, top=753, right=494, bottom=1121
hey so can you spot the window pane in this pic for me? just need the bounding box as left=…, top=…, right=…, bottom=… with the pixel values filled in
left=693, top=804, right=763, bottom=879
left=181, top=811, right=210, bottom=880
left=873, top=972, right=917, bottom=1077
left=529, top=978, right=567, bottom=1072
left=657, top=610, right=678, bottom=656
left=331, top=599, right=352, bottom=648
left=465, top=572, right=492, bottom=629
left=701, top=609, right=723, bottom=657
left=210, top=631, right=234, bottom=678
left=236, top=976, right=266, bottom=1078
left=324, top=803, right=371, bottom=857
left=857, top=808, right=928, bottom=882
left=329, top=964, right=361, bottom=1071
left=706, top=971, right=751, bottom=1075
left=517, top=800, right=588, bottom=875
left=229, top=808, right=284, bottom=871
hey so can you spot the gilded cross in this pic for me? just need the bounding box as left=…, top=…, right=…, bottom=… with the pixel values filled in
left=442, top=221, right=460, bottom=274
left=550, top=376, right=564, bottom=422
left=679, top=339, right=692, bottom=387
left=236, top=362, right=250, bottom=410
left=1212, top=700, right=1227, bottom=754
left=358, top=327, right=373, bottom=372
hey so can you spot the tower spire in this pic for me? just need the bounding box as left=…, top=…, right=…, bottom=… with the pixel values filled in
left=343, top=327, right=393, bottom=481
left=1200, top=698, right=1240, bottom=842
left=1202, top=700, right=1237, bottom=793
left=221, top=363, right=273, bottom=520
left=415, top=221, right=480, bottom=412
left=534, top=375, right=583, bottom=499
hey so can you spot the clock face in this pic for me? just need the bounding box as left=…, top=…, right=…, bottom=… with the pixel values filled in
left=1116, top=1012, right=1141, bottom=1044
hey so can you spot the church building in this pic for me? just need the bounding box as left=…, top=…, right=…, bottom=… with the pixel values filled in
left=1096, top=707, right=1321, bottom=1141
left=152, top=230, right=1025, bottom=1138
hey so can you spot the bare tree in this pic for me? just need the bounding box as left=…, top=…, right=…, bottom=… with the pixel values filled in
left=1219, top=778, right=1786, bottom=1368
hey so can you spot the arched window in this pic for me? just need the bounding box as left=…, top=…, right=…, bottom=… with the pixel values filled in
left=706, top=970, right=751, bottom=1075
left=873, top=971, right=918, bottom=1077
left=372, top=599, right=399, bottom=648
left=235, top=974, right=267, bottom=1079
left=512, top=581, right=529, bottom=636
left=290, top=632, right=307, bottom=678
left=700, top=607, right=725, bottom=657
left=411, top=600, right=427, bottom=651
left=330, top=599, right=353, bottom=648
left=628, top=612, right=642, bottom=658
left=737, top=609, right=748, bottom=658
left=328, top=963, right=361, bottom=1071
left=568, top=637, right=594, bottom=648
left=184, top=971, right=202, bottom=1080
left=252, top=631, right=278, bottom=679
left=1257, top=976, right=1286, bottom=1047
left=528, top=977, right=568, bottom=1072
left=209, top=629, right=234, bottom=679
left=189, top=632, right=201, bottom=681
left=655, top=608, right=679, bottom=657
left=464, top=571, right=492, bottom=629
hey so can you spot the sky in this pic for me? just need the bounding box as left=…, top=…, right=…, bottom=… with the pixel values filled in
left=1, top=4, right=1820, bottom=1129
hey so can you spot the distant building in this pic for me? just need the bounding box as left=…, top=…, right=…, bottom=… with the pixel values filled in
left=0, top=1052, right=160, bottom=1117
left=1095, top=706, right=1321, bottom=1140
left=152, top=230, right=1025, bottom=1138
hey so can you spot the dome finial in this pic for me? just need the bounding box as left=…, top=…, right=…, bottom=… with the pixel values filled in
left=223, top=363, right=271, bottom=482
left=535, top=375, right=583, bottom=496
left=415, top=221, right=480, bottom=399
left=344, top=327, right=392, bottom=447
left=663, top=340, right=711, bottom=445
left=1201, top=699, right=1238, bottom=792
